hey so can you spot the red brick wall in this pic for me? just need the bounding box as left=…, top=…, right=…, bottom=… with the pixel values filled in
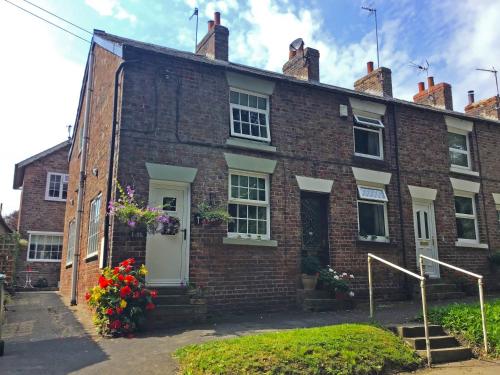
left=16, top=144, right=69, bottom=287
left=59, top=45, right=122, bottom=304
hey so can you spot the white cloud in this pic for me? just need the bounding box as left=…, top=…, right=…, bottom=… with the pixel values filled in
left=85, top=0, right=137, bottom=24
left=0, top=1, right=84, bottom=214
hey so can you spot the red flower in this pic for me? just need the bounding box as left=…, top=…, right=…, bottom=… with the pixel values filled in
left=115, top=307, right=123, bottom=314
left=120, top=285, right=132, bottom=298
left=133, top=291, right=140, bottom=299
left=140, top=289, right=147, bottom=296
left=98, top=275, right=109, bottom=289
left=127, top=258, right=136, bottom=265
left=124, top=275, right=136, bottom=284
left=120, top=259, right=129, bottom=267
left=145, top=302, right=155, bottom=311
left=109, top=320, right=121, bottom=330
left=85, top=292, right=91, bottom=301
left=106, top=308, right=114, bottom=315
left=118, top=274, right=125, bottom=282
left=113, top=267, right=121, bottom=275
left=150, top=290, right=158, bottom=298
left=125, top=265, right=132, bottom=273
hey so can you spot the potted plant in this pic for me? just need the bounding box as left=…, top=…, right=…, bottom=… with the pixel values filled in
left=196, top=202, right=231, bottom=226
left=318, top=266, right=355, bottom=299
left=301, top=256, right=321, bottom=290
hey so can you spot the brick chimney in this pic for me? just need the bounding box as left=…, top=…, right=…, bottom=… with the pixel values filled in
left=282, top=38, right=320, bottom=81
left=413, top=76, right=453, bottom=110
left=464, top=91, right=500, bottom=120
left=354, top=61, right=393, bottom=97
left=196, top=12, right=229, bottom=61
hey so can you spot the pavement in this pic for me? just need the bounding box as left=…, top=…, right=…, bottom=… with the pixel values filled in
left=0, top=291, right=499, bottom=374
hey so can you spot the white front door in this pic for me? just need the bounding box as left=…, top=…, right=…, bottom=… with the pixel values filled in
left=413, top=200, right=440, bottom=278
left=146, top=181, right=190, bottom=286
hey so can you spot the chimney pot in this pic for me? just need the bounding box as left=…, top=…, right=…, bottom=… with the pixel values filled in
left=208, top=20, right=214, bottom=31
left=367, top=61, right=374, bottom=74
left=468, top=90, right=475, bottom=105
left=214, top=12, right=221, bottom=25
left=418, top=82, right=425, bottom=93
left=427, top=76, right=435, bottom=88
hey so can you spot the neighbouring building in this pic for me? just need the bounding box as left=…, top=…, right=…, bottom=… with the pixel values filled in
left=59, top=13, right=500, bottom=319
left=13, top=141, right=70, bottom=287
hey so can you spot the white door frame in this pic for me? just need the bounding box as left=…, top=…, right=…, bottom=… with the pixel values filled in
left=146, top=179, right=191, bottom=286
left=412, top=199, right=440, bottom=278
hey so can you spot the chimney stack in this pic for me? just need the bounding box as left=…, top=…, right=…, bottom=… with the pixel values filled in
left=413, top=77, right=453, bottom=110
left=354, top=61, right=393, bottom=97
left=464, top=91, right=500, bottom=120
left=196, top=11, right=229, bottom=61
left=282, top=38, right=320, bottom=82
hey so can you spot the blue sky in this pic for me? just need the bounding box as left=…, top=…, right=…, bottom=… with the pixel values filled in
left=0, top=0, right=499, bottom=214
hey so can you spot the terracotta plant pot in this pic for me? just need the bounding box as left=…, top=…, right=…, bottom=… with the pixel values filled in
left=302, top=274, right=318, bottom=290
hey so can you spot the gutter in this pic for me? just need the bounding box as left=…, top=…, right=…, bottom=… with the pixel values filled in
left=70, top=47, right=94, bottom=305
left=103, top=60, right=139, bottom=268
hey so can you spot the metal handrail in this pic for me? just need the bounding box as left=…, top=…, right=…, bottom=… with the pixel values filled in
left=419, top=255, right=488, bottom=353
left=368, top=253, right=432, bottom=367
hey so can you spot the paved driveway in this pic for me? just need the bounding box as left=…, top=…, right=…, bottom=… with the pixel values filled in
left=1, top=292, right=499, bottom=374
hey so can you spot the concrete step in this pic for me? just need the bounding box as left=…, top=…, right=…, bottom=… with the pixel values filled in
left=417, top=347, right=472, bottom=364
left=425, top=283, right=461, bottom=293
left=397, top=325, right=445, bottom=338
left=404, top=335, right=459, bottom=350
left=146, top=304, right=207, bottom=328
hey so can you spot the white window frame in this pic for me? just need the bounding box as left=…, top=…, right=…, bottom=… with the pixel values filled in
left=454, top=192, right=479, bottom=244
left=27, top=231, right=63, bottom=262
left=227, top=170, right=271, bottom=240
left=87, top=194, right=102, bottom=257
left=66, top=220, right=76, bottom=266
left=357, top=185, right=389, bottom=242
left=229, top=88, right=271, bottom=142
left=353, top=114, right=384, bottom=160
left=448, top=130, right=471, bottom=171
left=45, top=172, right=69, bottom=201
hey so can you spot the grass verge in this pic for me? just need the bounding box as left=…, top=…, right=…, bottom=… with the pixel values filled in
left=174, top=323, right=421, bottom=374
left=427, top=299, right=500, bottom=357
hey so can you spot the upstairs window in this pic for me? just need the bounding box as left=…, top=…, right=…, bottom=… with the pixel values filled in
left=357, top=185, right=389, bottom=241
left=66, top=220, right=76, bottom=265
left=87, top=194, right=101, bottom=257
left=45, top=172, right=68, bottom=201
left=454, top=194, right=478, bottom=242
left=228, top=172, right=270, bottom=239
left=448, top=132, right=471, bottom=170
left=353, top=113, right=384, bottom=160
left=230, top=89, right=270, bottom=142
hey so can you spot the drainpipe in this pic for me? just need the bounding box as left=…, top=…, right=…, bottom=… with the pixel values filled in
left=70, top=47, right=94, bottom=306
left=391, top=103, right=411, bottom=298
left=103, top=60, right=139, bottom=268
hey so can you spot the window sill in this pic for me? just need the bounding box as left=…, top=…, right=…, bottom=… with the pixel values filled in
left=65, top=263, right=73, bottom=268
left=223, top=237, right=278, bottom=247
left=27, top=259, right=62, bottom=263
left=225, top=137, right=277, bottom=153
left=455, top=241, right=488, bottom=249
left=356, top=238, right=395, bottom=247
left=85, top=253, right=99, bottom=262
left=450, top=166, right=479, bottom=177
left=45, top=197, right=67, bottom=203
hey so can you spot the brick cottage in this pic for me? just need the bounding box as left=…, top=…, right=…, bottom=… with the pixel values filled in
left=59, top=13, right=500, bottom=318
left=13, top=141, right=70, bottom=287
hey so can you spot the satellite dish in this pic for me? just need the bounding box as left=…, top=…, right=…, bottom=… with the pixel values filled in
left=289, top=38, right=304, bottom=52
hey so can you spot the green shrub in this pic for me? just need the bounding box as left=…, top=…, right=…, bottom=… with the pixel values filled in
left=174, top=324, right=422, bottom=374
left=301, top=256, right=321, bottom=275
left=427, top=299, right=500, bottom=357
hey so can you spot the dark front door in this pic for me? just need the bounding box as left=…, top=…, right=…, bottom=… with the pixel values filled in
left=300, top=192, right=329, bottom=266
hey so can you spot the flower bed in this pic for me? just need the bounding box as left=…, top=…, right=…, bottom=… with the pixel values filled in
left=86, top=258, right=157, bottom=336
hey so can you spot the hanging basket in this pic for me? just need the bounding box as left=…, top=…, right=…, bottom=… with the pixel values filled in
left=160, top=217, right=181, bottom=235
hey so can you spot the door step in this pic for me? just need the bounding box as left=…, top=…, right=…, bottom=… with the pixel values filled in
left=413, top=279, right=466, bottom=301
left=297, top=289, right=355, bottom=312
left=393, top=324, right=472, bottom=364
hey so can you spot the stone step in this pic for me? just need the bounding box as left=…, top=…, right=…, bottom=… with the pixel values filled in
left=145, top=304, right=207, bottom=329
left=397, top=325, right=445, bottom=338
left=417, top=347, right=472, bottom=364
left=404, top=335, right=459, bottom=350
left=425, top=283, right=461, bottom=293
left=426, top=291, right=466, bottom=301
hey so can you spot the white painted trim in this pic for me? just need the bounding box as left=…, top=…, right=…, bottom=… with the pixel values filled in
left=492, top=193, right=500, bottom=205
left=357, top=199, right=389, bottom=242
left=229, top=88, right=271, bottom=142
left=408, top=185, right=437, bottom=201
left=455, top=241, right=489, bottom=249
left=450, top=177, right=480, bottom=193
left=295, top=176, right=333, bottom=193
left=412, top=200, right=440, bottom=278
left=352, top=167, right=391, bottom=186
left=454, top=192, right=480, bottom=244
left=27, top=231, right=64, bottom=235
left=27, top=231, right=63, bottom=262
left=349, top=97, right=387, bottom=116
left=44, top=172, right=68, bottom=202
left=450, top=166, right=479, bottom=177
left=445, top=115, right=473, bottom=133
left=353, top=124, right=384, bottom=160
left=226, top=71, right=276, bottom=95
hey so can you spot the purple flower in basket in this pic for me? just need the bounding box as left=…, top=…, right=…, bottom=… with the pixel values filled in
left=127, top=220, right=136, bottom=228
left=157, top=214, right=171, bottom=224
left=126, top=185, right=135, bottom=199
